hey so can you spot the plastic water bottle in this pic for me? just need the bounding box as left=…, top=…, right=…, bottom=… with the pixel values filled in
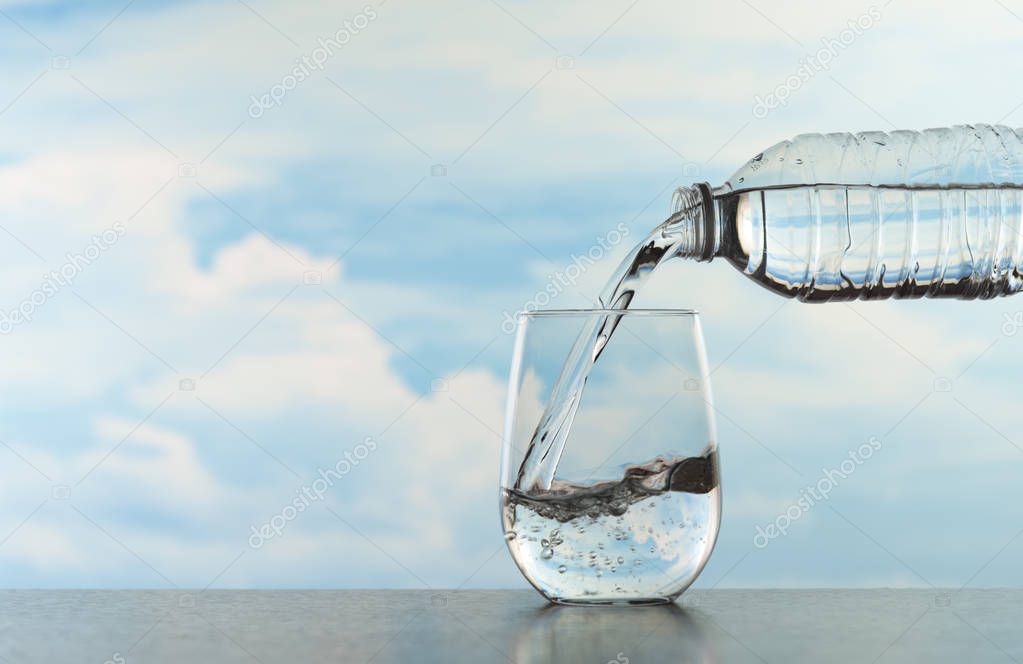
left=668, top=124, right=1023, bottom=301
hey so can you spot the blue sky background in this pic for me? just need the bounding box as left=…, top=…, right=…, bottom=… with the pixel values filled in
left=2, top=0, right=1023, bottom=590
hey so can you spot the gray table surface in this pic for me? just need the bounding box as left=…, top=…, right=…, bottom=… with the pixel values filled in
left=0, top=589, right=1019, bottom=663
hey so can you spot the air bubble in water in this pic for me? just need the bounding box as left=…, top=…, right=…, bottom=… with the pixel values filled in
left=558, top=565, right=567, bottom=574
left=541, top=547, right=554, bottom=559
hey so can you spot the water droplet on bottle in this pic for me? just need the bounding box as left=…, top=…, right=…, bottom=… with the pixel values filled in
left=541, top=538, right=550, bottom=547
left=617, top=556, right=624, bottom=564
left=541, top=547, right=554, bottom=559
left=558, top=565, right=567, bottom=574
left=504, top=531, right=516, bottom=541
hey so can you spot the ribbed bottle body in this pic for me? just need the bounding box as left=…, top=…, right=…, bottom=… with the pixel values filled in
left=712, top=125, right=1023, bottom=301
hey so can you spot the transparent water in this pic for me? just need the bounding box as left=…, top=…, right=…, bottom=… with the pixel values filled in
left=715, top=125, right=1023, bottom=301
left=717, top=183, right=1023, bottom=301
left=507, top=125, right=1023, bottom=602
left=513, top=206, right=694, bottom=494
left=503, top=454, right=719, bottom=604
left=515, top=126, right=1023, bottom=494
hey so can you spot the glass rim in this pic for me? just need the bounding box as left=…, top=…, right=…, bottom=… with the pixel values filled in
left=519, top=308, right=698, bottom=318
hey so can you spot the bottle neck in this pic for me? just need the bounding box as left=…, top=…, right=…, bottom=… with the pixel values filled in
left=666, top=182, right=718, bottom=261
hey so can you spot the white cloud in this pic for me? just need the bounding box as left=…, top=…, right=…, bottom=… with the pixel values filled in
left=89, top=417, right=223, bottom=507
left=153, top=233, right=340, bottom=306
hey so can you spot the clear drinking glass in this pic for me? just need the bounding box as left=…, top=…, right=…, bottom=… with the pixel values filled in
left=500, top=309, right=720, bottom=606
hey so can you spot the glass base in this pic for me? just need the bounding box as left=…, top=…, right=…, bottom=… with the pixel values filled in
left=546, top=595, right=677, bottom=607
